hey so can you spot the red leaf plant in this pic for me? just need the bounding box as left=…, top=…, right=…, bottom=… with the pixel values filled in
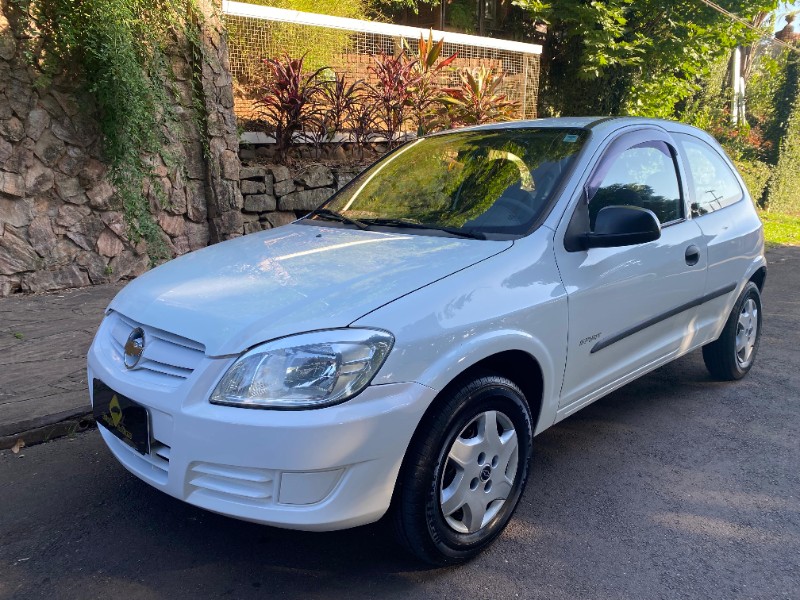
left=258, top=53, right=328, bottom=158
left=367, top=51, right=422, bottom=147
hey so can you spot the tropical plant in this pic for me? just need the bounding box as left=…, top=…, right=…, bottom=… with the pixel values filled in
left=347, top=95, right=380, bottom=158
left=316, top=72, right=366, bottom=142
left=439, top=67, right=519, bottom=127
left=403, top=31, right=458, bottom=135
left=258, top=54, right=328, bottom=157
left=367, top=51, right=421, bottom=146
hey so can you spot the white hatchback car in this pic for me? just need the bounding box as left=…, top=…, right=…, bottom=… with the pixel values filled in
left=89, top=117, right=765, bottom=564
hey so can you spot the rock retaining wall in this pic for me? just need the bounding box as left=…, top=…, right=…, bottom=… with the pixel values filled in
left=0, top=0, right=242, bottom=297
left=239, top=163, right=361, bottom=233
left=0, top=0, right=374, bottom=298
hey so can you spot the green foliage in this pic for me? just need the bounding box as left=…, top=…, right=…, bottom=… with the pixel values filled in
left=446, top=0, right=476, bottom=34
left=238, top=0, right=369, bottom=73
left=734, top=158, right=773, bottom=206
left=759, top=209, right=800, bottom=245
left=247, top=0, right=367, bottom=18
left=681, top=57, right=729, bottom=129
left=10, top=0, right=203, bottom=262
left=764, top=54, right=800, bottom=215
left=524, top=0, right=780, bottom=118
left=764, top=47, right=800, bottom=163
left=747, top=48, right=789, bottom=140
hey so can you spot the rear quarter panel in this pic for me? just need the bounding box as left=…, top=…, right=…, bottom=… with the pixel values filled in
left=692, top=197, right=765, bottom=344
left=669, top=127, right=766, bottom=344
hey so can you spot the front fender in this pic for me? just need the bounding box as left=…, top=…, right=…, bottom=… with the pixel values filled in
left=353, top=232, right=568, bottom=436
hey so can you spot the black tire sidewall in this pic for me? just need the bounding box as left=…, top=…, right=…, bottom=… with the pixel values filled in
left=727, top=282, right=763, bottom=378
left=410, top=377, right=533, bottom=562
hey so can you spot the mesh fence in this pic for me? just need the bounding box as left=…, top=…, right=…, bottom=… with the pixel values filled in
left=222, top=3, right=541, bottom=127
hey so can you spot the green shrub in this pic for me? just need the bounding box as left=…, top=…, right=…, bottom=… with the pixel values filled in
left=438, top=67, right=520, bottom=127
left=764, top=113, right=800, bottom=215
left=764, top=54, right=800, bottom=215
left=734, top=159, right=772, bottom=207
left=246, top=0, right=367, bottom=19
left=233, top=0, right=369, bottom=75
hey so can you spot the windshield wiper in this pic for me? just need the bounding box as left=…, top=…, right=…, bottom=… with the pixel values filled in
left=309, top=208, right=369, bottom=230
left=360, top=218, right=486, bottom=240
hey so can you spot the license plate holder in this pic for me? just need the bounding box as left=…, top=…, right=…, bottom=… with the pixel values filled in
left=92, top=380, right=150, bottom=455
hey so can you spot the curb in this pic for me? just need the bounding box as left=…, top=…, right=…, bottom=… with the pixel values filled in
left=0, top=414, right=96, bottom=451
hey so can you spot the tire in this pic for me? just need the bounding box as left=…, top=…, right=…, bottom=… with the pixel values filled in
left=703, top=281, right=762, bottom=381
left=391, top=373, right=533, bottom=565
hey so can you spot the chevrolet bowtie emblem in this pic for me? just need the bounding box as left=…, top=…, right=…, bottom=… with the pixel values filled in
left=124, top=327, right=145, bottom=369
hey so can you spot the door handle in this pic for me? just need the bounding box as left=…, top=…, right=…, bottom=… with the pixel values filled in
left=685, top=245, right=700, bottom=266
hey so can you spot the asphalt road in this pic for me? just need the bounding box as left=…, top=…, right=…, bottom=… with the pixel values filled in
left=1, top=246, right=798, bottom=600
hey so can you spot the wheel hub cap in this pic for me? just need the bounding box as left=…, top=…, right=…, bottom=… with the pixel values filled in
left=438, top=410, right=519, bottom=534
left=735, top=298, right=758, bottom=368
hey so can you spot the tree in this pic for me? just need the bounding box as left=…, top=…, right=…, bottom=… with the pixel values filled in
left=516, top=0, right=780, bottom=118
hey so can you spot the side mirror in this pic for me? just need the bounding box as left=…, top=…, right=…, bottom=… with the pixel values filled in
left=584, top=205, right=661, bottom=249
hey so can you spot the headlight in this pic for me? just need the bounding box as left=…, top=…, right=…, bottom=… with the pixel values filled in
left=210, top=329, right=394, bottom=409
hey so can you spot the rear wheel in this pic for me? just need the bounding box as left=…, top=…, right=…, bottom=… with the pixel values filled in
left=703, top=281, right=762, bottom=380
left=392, top=373, right=533, bottom=565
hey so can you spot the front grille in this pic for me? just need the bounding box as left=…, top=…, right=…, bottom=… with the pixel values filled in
left=107, top=311, right=205, bottom=386
left=187, top=462, right=276, bottom=507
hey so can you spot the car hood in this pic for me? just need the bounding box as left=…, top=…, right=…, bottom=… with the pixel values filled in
left=108, top=224, right=512, bottom=356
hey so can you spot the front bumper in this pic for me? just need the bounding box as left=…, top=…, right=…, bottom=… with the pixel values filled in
left=87, top=318, right=435, bottom=531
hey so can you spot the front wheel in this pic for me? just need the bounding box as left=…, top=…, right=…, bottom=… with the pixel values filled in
left=391, top=373, right=533, bottom=565
left=703, top=281, right=762, bottom=380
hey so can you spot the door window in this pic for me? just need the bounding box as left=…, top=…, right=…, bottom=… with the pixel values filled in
left=678, top=137, right=743, bottom=217
left=589, top=141, right=683, bottom=229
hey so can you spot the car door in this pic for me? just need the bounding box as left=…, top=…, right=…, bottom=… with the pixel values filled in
left=554, top=128, right=707, bottom=415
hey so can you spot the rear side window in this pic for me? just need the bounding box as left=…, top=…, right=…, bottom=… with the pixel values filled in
left=589, top=141, right=683, bottom=229
left=678, top=137, right=743, bottom=217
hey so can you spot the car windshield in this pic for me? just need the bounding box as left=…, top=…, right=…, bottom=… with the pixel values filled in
left=307, top=128, right=589, bottom=238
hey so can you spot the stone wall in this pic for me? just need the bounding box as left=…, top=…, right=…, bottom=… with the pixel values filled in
left=239, top=163, right=362, bottom=233
left=0, top=0, right=242, bottom=297
left=0, top=0, right=380, bottom=298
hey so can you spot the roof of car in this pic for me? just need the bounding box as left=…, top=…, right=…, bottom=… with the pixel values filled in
left=442, top=116, right=711, bottom=140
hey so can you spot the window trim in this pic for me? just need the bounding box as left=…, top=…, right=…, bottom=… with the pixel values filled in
left=563, top=127, right=688, bottom=252
left=673, top=132, right=745, bottom=218
left=586, top=139, right=686, bottom=230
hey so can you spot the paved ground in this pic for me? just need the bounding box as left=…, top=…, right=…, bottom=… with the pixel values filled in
left=0, top=284, right=120, bottom=441
left=0, top=246, right=798, bottom=600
